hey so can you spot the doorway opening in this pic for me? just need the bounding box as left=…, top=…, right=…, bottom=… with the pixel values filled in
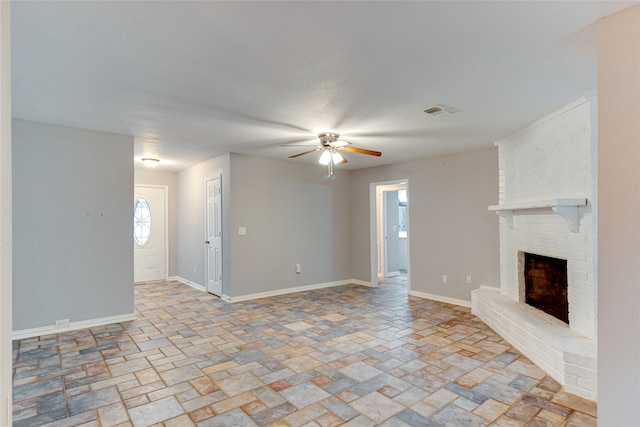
left=369, top=180, right=410, bottom=290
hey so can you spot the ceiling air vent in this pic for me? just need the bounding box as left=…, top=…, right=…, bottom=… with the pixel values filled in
left=424, top=104, right=458, bottom=117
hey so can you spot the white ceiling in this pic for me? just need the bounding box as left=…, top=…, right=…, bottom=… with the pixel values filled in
left=10, top=1, right=637, bottom=172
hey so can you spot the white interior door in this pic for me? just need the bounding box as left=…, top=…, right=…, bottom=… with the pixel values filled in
left=206, top=177, right=223, bottom=296
left=134, top=186, right=167, bottom=282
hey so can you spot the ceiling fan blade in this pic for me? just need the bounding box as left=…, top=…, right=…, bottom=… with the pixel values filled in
left=336, top=156, right=348, bottom=164
left=329, top=139, right=351, bottom=148
left=288, top=148, right=319, bottom=158
left=280, top=138, right=317, bottom=147
left=342, top=146, right=382, bottom=157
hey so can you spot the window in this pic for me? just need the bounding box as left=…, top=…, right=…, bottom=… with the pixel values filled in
left=133, top=198, right=152, bottom=246
left=398, top=189, right=407, bottom=238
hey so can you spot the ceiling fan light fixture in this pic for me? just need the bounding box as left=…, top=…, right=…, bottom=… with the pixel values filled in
left=141, top=158, right=160, bottom=168
left=331, top=151, right=345, bottom=164
left=286, top=132, right=381, bottom=176
left=318, top=150, right=332, bottom=165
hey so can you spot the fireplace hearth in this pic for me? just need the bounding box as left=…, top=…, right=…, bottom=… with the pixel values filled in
left=523, top=253, right=568, bottom=324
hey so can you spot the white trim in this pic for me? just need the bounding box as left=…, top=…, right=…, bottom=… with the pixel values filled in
left=350, top=279, right=373, bottom=287
left=409, top=290, right=471, bottom=308
left=12, top=313, right=136, bottom=340
left=478, top=285, right=501, bottom=291
left=171, top=277, right=373, bottom=300
left=223, top=280, right=370, bottom=303
left=172, top=276, right=206, bottom=292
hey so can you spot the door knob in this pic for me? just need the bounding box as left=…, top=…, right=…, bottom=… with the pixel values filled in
left=205, top=240, right=210, bottom=244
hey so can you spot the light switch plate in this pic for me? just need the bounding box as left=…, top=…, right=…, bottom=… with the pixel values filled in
left=238, top=226, right=246, bottom=236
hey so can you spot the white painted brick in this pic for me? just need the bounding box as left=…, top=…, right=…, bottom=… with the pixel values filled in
left=568, top=291, right=594, bottom=305
left=564, top=375, right=597, bottom=400
left=566, top=232, right=587, bottom=243
left=565, top=373, right=582, bottom=387
left=570, top=260, right=593, bottom=274
left=482, top=95, right=598, bottom=400
left=570, top=279, right=592, bottom=293
left=569, top=251, right=589, bottom=262
left=571, top=270, right=589, bottom=282
left=577, top=377, right=597, bottom=393
left=472, top=289, right=596, bottom=398
left=565, top=363, right=597, bottom=381
left=565, top=353, right=598, bottom=370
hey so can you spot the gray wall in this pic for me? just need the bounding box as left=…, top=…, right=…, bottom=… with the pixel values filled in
left=228, top=154, right=352, bottom=298
left=134, top=168, right=178, bottom=277
left=176, top=154, right=231, bottom=293
left=1, top=2, right=11, bottom=421
left=597, top=7, right=640, bottom=425
left=351, top=148, right=499, bottom=302
left=12, top=119, right=133, bottom=330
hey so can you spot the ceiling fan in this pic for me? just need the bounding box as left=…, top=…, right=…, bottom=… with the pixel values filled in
left=287, top=132, right=382, bottom=176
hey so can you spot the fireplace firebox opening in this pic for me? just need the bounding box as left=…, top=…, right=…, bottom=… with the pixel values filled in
left=523, top=253, right=569, bottom=324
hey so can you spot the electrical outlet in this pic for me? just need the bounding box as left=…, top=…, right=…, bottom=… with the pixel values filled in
left=55, top=319, right=69, bottom=328
left=466, top=275, right=472, bottom=284
left=295, top=264, right=301, bottom=274
left=442, top=275, right=448, bottom=284
left=193, top=266, right=197, bottom=273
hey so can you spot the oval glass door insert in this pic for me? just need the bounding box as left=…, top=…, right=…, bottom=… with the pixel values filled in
left=133, top=198, right=152, bottom=246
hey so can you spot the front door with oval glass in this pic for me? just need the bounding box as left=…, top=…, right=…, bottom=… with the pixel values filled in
left=134, top=186, right=167, bottom=282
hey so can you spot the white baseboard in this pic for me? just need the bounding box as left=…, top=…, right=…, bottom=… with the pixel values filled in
left=350, top=279, right=373, bottom=288
left=12, top=313, right=136, bottom=341
left=409, top=290, right=471, bottom=308
left=171, top=276, right=206, bottom=292
left=224, top=279, right=371, bottom=303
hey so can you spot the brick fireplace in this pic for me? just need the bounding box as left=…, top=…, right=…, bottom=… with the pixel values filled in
left=472, top=94, right=597, bottom=400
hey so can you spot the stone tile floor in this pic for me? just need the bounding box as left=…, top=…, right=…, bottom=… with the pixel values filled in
left=12, top=276, right=596, bottom=426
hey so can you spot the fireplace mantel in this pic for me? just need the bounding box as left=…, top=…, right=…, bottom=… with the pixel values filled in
left=488, top=198, right=588, bottom=232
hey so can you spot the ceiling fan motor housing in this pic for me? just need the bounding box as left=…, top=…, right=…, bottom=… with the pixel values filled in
left=318, top=132, right=340, bottom=146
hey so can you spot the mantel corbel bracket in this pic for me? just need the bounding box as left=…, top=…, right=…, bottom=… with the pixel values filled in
left=552, top=205, right=580, bottom=233
left=495, top=210, right=514, bottom=229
